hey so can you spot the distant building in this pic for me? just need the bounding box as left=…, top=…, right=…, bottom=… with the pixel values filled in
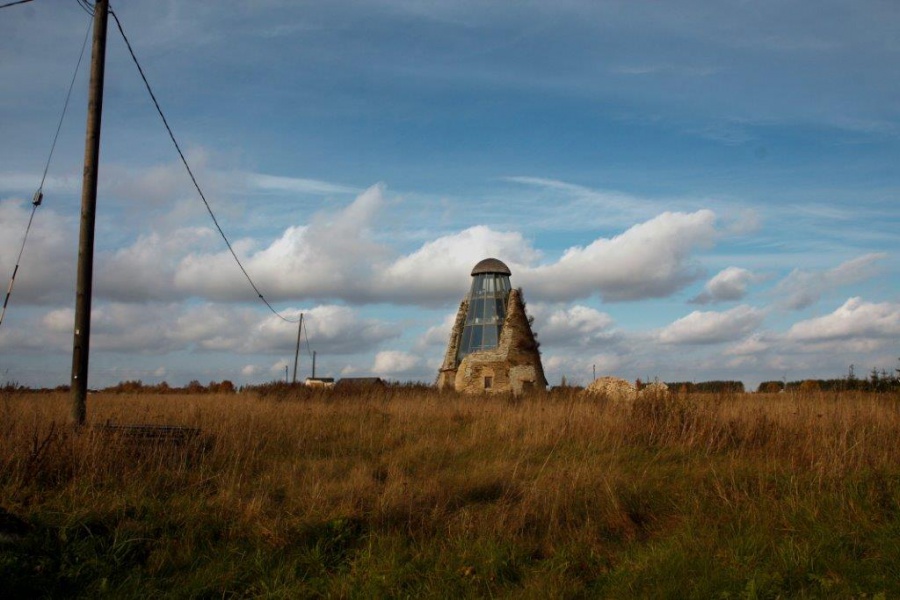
left=304, top=377, right=335, bottom=389
left=437, top=258, right=547, bottom=394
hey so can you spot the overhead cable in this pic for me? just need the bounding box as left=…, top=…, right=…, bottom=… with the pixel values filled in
left=0, top=12, right=92, bottom=329
left=108, top=7, right=299, bottom=324
left=75, top=0, right=93, bottom=16
left=0, top=0, right=36, bottom=10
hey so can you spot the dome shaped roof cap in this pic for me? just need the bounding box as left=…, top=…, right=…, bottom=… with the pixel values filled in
left=471, top=258, right=511, bottom=276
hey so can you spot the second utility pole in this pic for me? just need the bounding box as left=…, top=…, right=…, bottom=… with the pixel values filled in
left=71, top=0, right=109, bottom=426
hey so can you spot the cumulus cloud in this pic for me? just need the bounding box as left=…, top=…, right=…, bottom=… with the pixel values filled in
left=3, top=176, right=724, bottom=316
left=775, top=253, right=887, bottom=310
left=0, top=307, right=71, bottom=354
left=183, top=304, right=396, bottom=356
left=372, top=350, right=422, bottom=375
left=101, top=156, right=208, bottom=208
left=0, top=199, right=75, bottom=304
left=658, top=304, right=765, bottom=345
left=92, top=182, right=718, bottom=308
left=175, top=184, right=389, bottom=303
left=724, top=333, right=774, bottom=356
left=520, top=210, right=717, bottom=302
left=270, top=359, right=290, bottom=376
left=378, top=225, right=542, bottom=304
left=7, top=301, right=395, bottom=358
left=786, top=297, right=900, bottom=342
left=690, top=266, right=760, bottom=304
left=416, top=311, right=458, bottom=350
left=97, top=228, right=219, bottom=302
left=528, top=304, right=617, bottom=347
left=542, top=351, right=630, bottom=386
left=78, top=183, right=385, bottom=305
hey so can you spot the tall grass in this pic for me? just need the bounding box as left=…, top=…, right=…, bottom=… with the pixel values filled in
left=1, top=386, right=899, bottom=597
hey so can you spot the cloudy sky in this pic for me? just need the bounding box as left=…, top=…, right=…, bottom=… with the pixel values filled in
left=1, top=0, right=898, bottom=390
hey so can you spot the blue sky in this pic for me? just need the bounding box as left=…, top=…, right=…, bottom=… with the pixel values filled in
left=1, top=0, right=898, bottom=389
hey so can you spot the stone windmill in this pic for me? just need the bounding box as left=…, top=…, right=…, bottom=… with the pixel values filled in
left=437, top=258, right=547, bottom=394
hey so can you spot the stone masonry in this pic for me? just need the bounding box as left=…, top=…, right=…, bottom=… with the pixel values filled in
left=438, top=288, right=547, bottom=394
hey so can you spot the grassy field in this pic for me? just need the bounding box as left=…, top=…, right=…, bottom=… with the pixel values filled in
left=1, top=386, right=899, bottom=598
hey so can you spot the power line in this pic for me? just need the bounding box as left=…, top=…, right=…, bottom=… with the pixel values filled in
left=41, top=13, right=93, bottom=193
left=0, top=12, right=93, bottom=330
left=75, top=0, right=94, bottom=17
left=0, top=206, right=38, bottom=329
left=0, top=0, right=36, bottom=10
left=108, top=7, right=299, bottom=324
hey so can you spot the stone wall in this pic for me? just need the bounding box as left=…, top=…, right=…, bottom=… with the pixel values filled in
left=436, top=299, right=468, bottom=390
left=440, top=289, right=547, bottom=394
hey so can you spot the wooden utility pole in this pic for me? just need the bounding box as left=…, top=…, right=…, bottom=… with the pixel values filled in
left=71, top=0, right=109, bottom=426
left=292, top=313, right=303, bottom=384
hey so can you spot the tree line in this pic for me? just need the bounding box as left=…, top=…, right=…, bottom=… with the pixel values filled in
left=757, top=361, right=900, bottom=393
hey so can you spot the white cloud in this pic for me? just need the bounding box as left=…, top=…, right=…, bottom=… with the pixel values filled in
left=5, top=182, right=722, bottom=310
left=294, top=305, right=397, bottom=355
left=32, top=304, right=186, bottom=354
left=89, top=304, right=187, bottom=353
left=417, top=311, right=458, bottom=350
left=522, top=210, right=717, bottom=302
left=173, top=184, right=389, bottom=303
left=0, top=308, right=70, bottom=354
left=724, top=333, right=774, bottom=356
left=542, top=351, right=630, bottom=386
left=372, top=350, right=422, bottom=375
left=270, top=359, right=290, bottom=377
left=690, top=266, right=760, bottom=304
left=7, top=301, right=395, bottom=359
left=97, top=228, right=218, bottom=301
left=529, top=304, right=617, bottom=347
left=0, top=199, right=75, bottom=304
left=101, top=155, right=209, bottom=207
left=378, top=225, right=542, bottom=304
left=0, top=173, right=80, bottom=195
left=180, top=303, right=396, bottom=356
left=243, top=172, right=359, bottom=196
left=658, top=304, right=765, bottom=345
left=775, top=253, right=887, bottom=310
left=786, top=297, right=900, bottom=342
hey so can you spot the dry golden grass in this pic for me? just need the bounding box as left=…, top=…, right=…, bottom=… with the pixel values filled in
left=1, top=386, right=899, bottom=597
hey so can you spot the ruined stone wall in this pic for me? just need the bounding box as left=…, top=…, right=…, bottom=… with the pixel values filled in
left=452, top=289, right=547, bottom=394
left=436, top=299, right=468, bottom=390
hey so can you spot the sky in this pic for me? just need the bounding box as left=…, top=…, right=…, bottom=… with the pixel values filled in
left=1, top=0, right=898, bottom=390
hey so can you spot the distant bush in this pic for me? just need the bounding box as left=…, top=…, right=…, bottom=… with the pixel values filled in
left=799, top=380, right=821, bottom=392
left=757, top=381, right=785, bottom=393
left=665, top=380, right=745, bottom=394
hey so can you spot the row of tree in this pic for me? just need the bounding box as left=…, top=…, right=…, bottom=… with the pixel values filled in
left=664, top=381, right=746, bottom=394
left=757, top=361, right=900, bottom=393
left=101, top=380, right=237, bottom=394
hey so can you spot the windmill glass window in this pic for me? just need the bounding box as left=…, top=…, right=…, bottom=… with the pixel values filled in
left=457, top=268, right=512, bottom=360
